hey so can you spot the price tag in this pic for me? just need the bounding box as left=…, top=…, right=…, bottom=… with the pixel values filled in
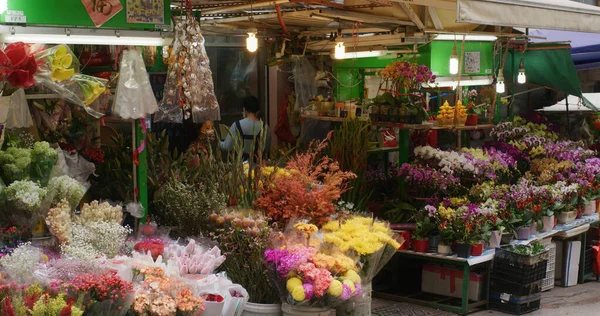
left=500, top=293, right=511, bottom=302
left=155, top=24, right=172, bottom=31
left=5, top=15, right=26, bottom=23
left=6, top=10, right=24, bottom=16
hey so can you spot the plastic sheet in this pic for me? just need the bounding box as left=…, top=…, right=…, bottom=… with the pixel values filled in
left=291, top=56, right=317, bottom=111
left=0, top=88, right=33, bottom=128
left=157, top=17, right=220, bottom=123
left=113, top=49, right=158, bottom=120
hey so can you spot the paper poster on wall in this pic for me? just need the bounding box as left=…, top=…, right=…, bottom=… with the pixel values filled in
left=80, top=0, right=123, bottom=27
left=126, top=0, right=165, bottom=24
left=464, top=52, right=481, bottom=73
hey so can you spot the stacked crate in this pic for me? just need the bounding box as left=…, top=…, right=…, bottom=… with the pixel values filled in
left=489, top=247, right=549, bottom=315
left=541, top=243, right=556, bottom=292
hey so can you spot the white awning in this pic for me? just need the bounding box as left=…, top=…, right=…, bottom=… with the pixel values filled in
left=538, top=94, right=600, bottom=112
left=457, top=0, right=600, bottom=34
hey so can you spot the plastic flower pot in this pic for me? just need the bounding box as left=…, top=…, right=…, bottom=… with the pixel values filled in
left=470, top=242, right=484, bottom=256
left=529, top=222, right=537, bottom=237
left=541, top=216, right=555, bottom=233
left=584, top=201, right=596, bottom=216
left=465, top=114, right=478, bottom=126
left=500, top=233, right=513, bottom=245
left=456, top=243, right=472, bottom=258
left=243, top=303, right=282, bottom=316
left=428, top=235, right=441, bottom=252
left=488, top=230, right=501, bottom=249
left=517, top=227, right=530, bottom=240
left=413, top=238, right=429, bottom=253
left=437, top=243, right=452, bottom=255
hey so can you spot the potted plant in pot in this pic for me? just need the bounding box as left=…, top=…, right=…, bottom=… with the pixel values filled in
left=438, top=221, right=454, bottom=255
left=412, top=218, right=433, bottom=253
left=463, top=89, right=483, bottom=126
left=453, top=215, right=473, bottom=259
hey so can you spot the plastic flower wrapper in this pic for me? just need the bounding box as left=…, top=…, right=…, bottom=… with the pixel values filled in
left=163, top=238, right=226, bottom=277
left=45, top=175, right=87, bottom=209
left=133, top=266, right=205, bottom=316
left=322, top=215, right=401, bottom=286
left=30, top=141, right=58, bottom=186
left=0, top=146, right=31, bottom=185
left=33, top=258, right=105, bottom=286
left=133, top=237, right=168, bottom=261
left=39, top=74, right=108, bottom=118
left=64, top=270, right=134, bottom=316
left=264, top=219, right=362, bottom=308
left=34, top=44, right=79, bottom=83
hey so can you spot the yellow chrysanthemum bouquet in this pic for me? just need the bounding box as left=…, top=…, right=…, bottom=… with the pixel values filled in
left=322, top=216, right=401, bottom=292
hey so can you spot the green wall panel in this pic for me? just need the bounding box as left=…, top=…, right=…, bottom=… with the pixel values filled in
left=2, top=0, right=170, bottom=30
left=428, top=41, right=494, bottom=77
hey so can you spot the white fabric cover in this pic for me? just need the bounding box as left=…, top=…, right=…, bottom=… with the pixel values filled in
left=458, top=0, right=600, bottom=33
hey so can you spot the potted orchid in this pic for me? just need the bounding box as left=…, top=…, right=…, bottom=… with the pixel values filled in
left=462, top=89, right=483, bottom=126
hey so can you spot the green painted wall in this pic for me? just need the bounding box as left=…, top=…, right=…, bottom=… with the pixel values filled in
left=2, top=0, right=170, bottom=30
left=333, top=41, right=495, bottom=101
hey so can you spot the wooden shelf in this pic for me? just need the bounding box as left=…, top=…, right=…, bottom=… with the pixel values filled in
left=300, top=115, right=368, bottom=122
left=372, top=122, right=495, bottom=131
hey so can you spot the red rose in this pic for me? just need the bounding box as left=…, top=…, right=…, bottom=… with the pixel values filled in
left=3, top=42, right=39, bottom=88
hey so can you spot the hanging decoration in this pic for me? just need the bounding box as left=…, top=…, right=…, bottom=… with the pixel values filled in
left=156, top=0, right=220, bottom=123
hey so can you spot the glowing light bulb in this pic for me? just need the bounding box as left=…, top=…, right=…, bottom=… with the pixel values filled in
left=496, top=72, right=505, bottom=94
left=334, top=40, right=345, bottom=59
left=246, top=30, right=258, bottom=53
left=449, top=45, right=459, bottom=75
left=517, top=58, right=526, bottom=84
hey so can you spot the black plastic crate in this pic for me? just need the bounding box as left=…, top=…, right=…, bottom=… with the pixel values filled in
left=495, top=246, right=549, bottom=265
left=492, top=258, right=548, bottom=284
left=584, top=246, right=594, bottom=276
left=491, top=278, right=542, bottom=297
left=489, top=293, right=541, bottom=315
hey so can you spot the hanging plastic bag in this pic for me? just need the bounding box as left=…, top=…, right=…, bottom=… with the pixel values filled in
left=154, top=47, right=183, bottom=123
left=291, top=56, right=317, bottom=111
left=113, top=49, right=158, bottom=120
left=1, top=88, right=33, bottom=128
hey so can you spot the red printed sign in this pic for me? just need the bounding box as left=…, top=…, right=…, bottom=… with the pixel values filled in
left=81, top=0, right=123, bottom=27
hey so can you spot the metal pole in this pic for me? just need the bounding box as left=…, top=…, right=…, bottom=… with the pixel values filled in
left=566, top=95, right=571, bottom=137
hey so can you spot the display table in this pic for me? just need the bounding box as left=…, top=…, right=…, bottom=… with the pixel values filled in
left=374, top=249, right=494, bottom=315
left=511, top=214, right=599, bottom=245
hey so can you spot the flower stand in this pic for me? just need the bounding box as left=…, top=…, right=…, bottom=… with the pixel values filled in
left=282, top=303, right=333, bottom=316
left=244, top=303, right=282, bottom=316
left=413, top=239, right=429, bottom=253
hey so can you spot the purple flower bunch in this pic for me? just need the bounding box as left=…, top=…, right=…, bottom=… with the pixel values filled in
left=521, top=134, right=546, bottom=148
left=396, top=62, right=436, bottom=86
left=265, top=247, right=312, bottom=277
left=545, top=141, right=596, bottom=162
left=484, top=141, right=528, bottom=162
left=399, top=163, right=459, bottom=193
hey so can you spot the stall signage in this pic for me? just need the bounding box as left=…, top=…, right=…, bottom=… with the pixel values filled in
left=81, top=0, right=123, bottom=27
left=4, top=10, right=26, bottom=23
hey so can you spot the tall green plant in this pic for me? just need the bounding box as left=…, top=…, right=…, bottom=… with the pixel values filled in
left=328, top=119, right=372, bottom=211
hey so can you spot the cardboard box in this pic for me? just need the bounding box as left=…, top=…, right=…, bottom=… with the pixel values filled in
left=421, top=264, right=484, bottom=302
left=555, top=240, right=581, bottom=287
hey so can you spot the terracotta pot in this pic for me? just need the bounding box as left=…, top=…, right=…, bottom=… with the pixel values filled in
left=470, top=242, right=484, bottom=256
left=466, top=114, right=478, bottom=126
left=541, top=216, right=554, bottom=233
left=413, top=238, right=429, bottom=252
left=456, top=243, right=472, bottom=258
left=437, top=243, right=452, bottom=255
left=488, top=230, right=502, bottom=249
left=517, top=227, right=530, bottom=240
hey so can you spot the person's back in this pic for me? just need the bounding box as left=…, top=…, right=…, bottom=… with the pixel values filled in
left=220, top=96, right=270, bottom=159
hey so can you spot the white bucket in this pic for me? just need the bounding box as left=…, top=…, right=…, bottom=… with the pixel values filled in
left=243, top=302, right=282, bottom=316
left=281, top=303, right=333, bottom=316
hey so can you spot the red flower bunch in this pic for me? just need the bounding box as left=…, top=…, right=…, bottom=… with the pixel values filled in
left=134, top=238, right=165, bottom=260
left=0, top=42, right=40, bottom=88
left=254, top=132, right=356, bottom=227
left=81, top=147, right=105, bottom=164
left=66, top=271, right=133, bottom=309
left=202, top=294, right=224, bottom=302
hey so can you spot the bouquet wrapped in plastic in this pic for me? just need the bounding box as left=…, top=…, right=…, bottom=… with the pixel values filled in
left=65, top=270, right=134, bottom=316
left=264, top=221, right=363, bottom=308
left=163, top=238, right=226, bottom=277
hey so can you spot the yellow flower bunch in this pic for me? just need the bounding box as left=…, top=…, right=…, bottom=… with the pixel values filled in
left=312, top=253, right=357, bottom=274
left=294, top=222, right=318, bottom=237
left=437, top=205, right=457, bottom=220
left=48, top=45, right=75, bottom=82
left=528, top=146, right=546, bottom=158
left=323, top=216, right=400, bottom=255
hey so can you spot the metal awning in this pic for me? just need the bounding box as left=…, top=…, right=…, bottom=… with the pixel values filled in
left=457, top=0, right=600, bottom=33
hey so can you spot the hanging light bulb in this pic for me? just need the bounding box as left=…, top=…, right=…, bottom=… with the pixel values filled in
left=496, top=71, right=505, bottom=94
left=517, top=58, right=526, bottom=84
left=246, top=28, right=258, bottom=53
left=334, top=38, right=345, bottom=59
left=449, top=44, right=459, bottom=75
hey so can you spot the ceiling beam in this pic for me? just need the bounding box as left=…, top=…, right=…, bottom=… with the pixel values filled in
left=396, top=3, right=425, bottom=30
left=427, top=6, right=443, bottom=30
left=307, top=33, right=407, bottom=51
left=388, top=0, right=455, bottom=10
left=301, top=27, right=394, bottom=36
left=204, top=9, right=318, bottom=24
left=315, top=9, right=414, bottom=26
left=201, top=0, right=289, bottom=14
